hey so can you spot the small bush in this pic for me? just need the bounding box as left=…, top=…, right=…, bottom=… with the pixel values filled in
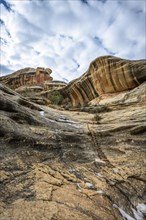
left=47, top=90, right=64, bottom=105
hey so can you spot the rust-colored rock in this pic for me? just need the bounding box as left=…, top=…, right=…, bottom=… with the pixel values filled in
left=62, top=56, right=146, bottom=107
left=0, top=69, right=68, bottom=105
left=90, top=56, right=146, bottom=94
left=0, top=67, right=53, bottom=89
left=1, top=56, right=145, bottom=108
left=62, top=71, right=98, bottom=107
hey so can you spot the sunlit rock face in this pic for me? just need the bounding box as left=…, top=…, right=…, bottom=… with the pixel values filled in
left=1, top=56, right=145, bottom=108
left=62, top=56, right=146, bottom=107
left=90, top=56, right=146, bottom=94
left=0, top=67, right=53, bottom=89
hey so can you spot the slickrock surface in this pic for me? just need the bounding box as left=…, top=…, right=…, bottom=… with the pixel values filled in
left=0, top=82, right=146, bottom=220
left=62, top=56, right=146, bottom=107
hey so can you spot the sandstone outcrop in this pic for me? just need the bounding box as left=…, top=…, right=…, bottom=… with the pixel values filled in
left=0, top=82, right=146, bottom=220
left=62, top=71, right=98, bottom=107
left=62, top=56, right=146, bottom=107
left=44, top=80, right=67, bottom=90
left=1, top=56, right=145, bottom=108
left=0, top=67, right=53, bottom=89
left=0, top=68, right=68, bottom=105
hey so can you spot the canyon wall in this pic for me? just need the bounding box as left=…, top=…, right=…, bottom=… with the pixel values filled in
left=62, top=56, right=146, bottom=107
left=0, top=67, right=53, bottom=89
left=0, top=56, right=146, bottom=107
left=62, top=71, right=98, bottom=107
left=90, top=56, right=146, bottom=94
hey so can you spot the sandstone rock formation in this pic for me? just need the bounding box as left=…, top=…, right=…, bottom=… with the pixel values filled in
left=0, top=67, right=53, bottom=89
left=1, top=56, right=145, bottom=108
left=0, top=82, right=146, bottom=220
left=0, top=68, right=68, bottom=105
left=0, top=68, right=67, bottom=93
left=62, top=71, right=98, bottom=107
left=44, top=80, right=67, bottom=91
left=62, top=56, right=146, bottom=107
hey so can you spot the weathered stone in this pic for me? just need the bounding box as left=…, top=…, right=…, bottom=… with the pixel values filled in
left=44, top=80, right=67, bottom=91
left=0, top=68, right=69, bottom=106
left=1, top=56, right=145, bottom=108
left=62, top=71, right=98, bottom=107
left=62, top=56, right=146, bottom=107
left=0, top=67, right=53, bottom=89
left=0, top=82, right=146, bottom=220
left=90, top=56, right=146, bottom=94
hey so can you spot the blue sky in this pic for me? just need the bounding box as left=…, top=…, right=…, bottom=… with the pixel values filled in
left=0, top=0, right=146, bottom=81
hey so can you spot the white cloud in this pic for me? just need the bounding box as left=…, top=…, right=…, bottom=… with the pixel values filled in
left=0, top=0, right=146, bottom=81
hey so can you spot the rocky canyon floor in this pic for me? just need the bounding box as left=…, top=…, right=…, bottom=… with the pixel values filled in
left=0, top=83, right=146, bottom=220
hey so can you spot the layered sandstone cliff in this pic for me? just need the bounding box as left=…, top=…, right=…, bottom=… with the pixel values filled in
left=0, top=67, right=68, bottom=105
left=62, top=71, right=98, bottom=107
left=0, top=67, right=53, bottom=89
left=1, top=56, right=145, bottom=108
left=62, top=56, right=146, bottom=107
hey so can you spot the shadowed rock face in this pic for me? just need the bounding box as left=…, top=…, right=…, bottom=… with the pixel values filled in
left=62, top=56, right=146, bottom=107
left=0, top=83, right=146, bottom=220
left=62, top=71, right=98, bottom=107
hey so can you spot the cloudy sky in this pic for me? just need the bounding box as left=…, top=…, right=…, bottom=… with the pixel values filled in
left=0, top=0, right=146, bottom=81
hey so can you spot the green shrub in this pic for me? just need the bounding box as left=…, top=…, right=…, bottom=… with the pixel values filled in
left=47, top=90, right=64, bottom=105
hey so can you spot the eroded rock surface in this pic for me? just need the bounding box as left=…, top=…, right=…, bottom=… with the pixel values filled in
left=0, top=83, right=146, bottom=220
left=0, top=67, right=53, bottom=90
left=0, top=68, right=68, bottom=106
left=1, top=56, right=145, bottom=109
left=62, top=56, right=146, bottom=107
